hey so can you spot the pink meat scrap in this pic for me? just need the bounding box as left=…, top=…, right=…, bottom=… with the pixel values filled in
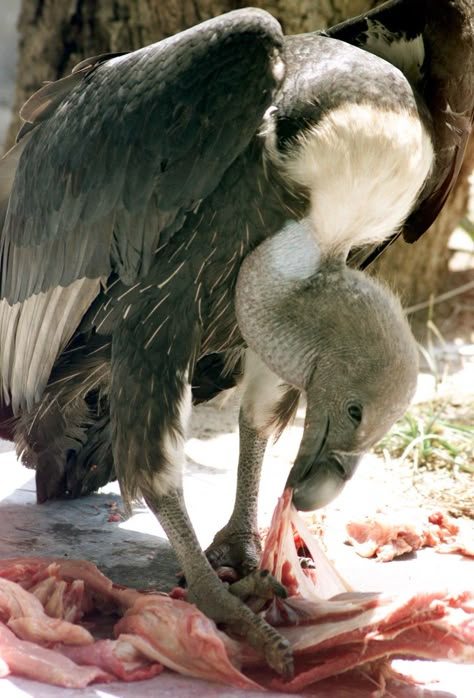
left=250, top=490, right=474, bottom=694
left=0, top=491, right=473, bottom=695
left=0, top=557, right=256, bottom=690
left=345, top=508, right=471, bottom=561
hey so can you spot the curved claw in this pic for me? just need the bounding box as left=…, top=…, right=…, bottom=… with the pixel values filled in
left=229, top=568, right=288, bottom=611
left=205, top=529, right=262, bottom=578
left=188, top=575, right=293, bottom=679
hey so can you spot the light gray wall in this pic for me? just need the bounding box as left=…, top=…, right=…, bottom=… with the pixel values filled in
left=0, top=1, right=21, bottom=148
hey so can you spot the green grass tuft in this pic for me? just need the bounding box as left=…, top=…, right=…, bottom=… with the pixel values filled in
left=375, top=402, right=474, bottom=474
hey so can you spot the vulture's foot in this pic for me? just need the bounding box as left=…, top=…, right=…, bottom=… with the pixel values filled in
left=205, top=528, right=262, bottom=579
left=205, top=530, right=285, bottom=613
left=229, top=568, right=287, bottom=613
left=146, top=490, right=292, bottom=677
left=188, top=575, right=293, bottom=679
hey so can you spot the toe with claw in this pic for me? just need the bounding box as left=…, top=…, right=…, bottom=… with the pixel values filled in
left=229, top=568, right=288, bottom=613
left=188, top=573, right=294, bottom=679
left=205, top=527, right=262, bottom=578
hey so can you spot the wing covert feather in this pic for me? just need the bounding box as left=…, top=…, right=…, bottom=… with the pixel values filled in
left=1, top=9, right=283, bottom=302
left=0, top=278, right=101, bottom=412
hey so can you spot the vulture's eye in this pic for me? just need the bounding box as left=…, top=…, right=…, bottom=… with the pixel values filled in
left=347, top=402, right=363, bottom=426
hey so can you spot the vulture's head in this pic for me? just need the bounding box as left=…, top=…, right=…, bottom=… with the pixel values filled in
left=236, top=221, right=418, bottom=511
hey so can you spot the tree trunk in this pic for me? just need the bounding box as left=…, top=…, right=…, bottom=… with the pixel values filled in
left=5, top=0, right=472, bottom=304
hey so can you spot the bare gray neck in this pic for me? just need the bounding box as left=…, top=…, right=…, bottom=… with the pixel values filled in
left=236, top=220, right=323, bottom=387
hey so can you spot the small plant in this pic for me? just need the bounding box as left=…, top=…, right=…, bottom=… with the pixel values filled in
left=376, top=403, right=473, bottom=473
left=374, top=285, right=473, bottom=518
left=379, top=310, right=474, bottom=473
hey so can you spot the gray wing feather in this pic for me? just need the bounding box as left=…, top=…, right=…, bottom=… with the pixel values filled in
left=0, top=136, right=32, bottom=231
left=0, top=279, right=101, bottom=412
left=1, top=8, right=283, bottom=302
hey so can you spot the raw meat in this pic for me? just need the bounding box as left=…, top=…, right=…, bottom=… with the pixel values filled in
left=0, top=575, right=92, bottom=645
left=252, top=490, right=474, bottom=694
left=0, top=557, right=253, bottom=689
left=437, top=538, right=474, bottom=558
left=345, top=509, right=468, bottom=561
left=0, top=623, right=112, bottom=688
left=0, top=491, right=473, bottom=695
left=114, top=595, right=259, bottom=689
left=59, top=638, right=164, bottom=682
left=260, top=488, right=351, bottom=600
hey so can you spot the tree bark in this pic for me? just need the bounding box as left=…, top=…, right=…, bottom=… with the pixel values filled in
left=5, top=0, right=472, bottom=304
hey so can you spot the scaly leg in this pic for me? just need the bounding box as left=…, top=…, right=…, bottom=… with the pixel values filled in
left=206, top=350, right=300, bottom=576
left=206, top=409, right=268, bottom=575
left=111, top=318, right=293, bottom=678
left=145, top=487, right=293, bottom=677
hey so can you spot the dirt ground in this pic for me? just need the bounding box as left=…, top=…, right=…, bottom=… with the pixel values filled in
left=371, top=357, right=473, bottom=523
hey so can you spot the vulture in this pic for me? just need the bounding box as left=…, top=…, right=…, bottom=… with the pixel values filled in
left=0, top=0, right=473, bottom=677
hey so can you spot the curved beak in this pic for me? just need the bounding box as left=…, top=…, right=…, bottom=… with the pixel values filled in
left=286, top=412, right=361, bottom=511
